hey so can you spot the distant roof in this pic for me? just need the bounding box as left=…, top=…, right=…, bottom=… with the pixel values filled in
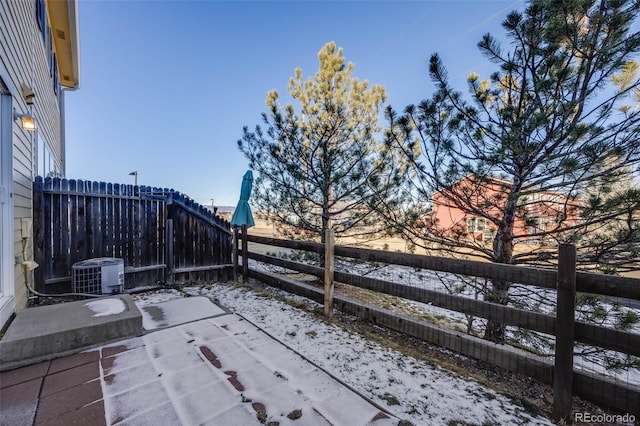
left=204, top=205, right=235, bottom=213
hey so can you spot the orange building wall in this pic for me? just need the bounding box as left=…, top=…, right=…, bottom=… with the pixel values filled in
left=429, top=176, right=578, bottom=241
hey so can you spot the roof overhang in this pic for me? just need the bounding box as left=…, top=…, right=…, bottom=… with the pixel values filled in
left=47, top=0, right=80, bottom=89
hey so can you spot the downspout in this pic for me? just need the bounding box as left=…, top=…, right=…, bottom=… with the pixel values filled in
left=60, top=88, right=67, bottom=175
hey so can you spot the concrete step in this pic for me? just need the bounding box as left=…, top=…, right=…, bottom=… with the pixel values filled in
left=0, top=295, right=142, bottom=371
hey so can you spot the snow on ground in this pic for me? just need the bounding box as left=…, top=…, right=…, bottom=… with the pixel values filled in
left=133, top=289, right=187, bottom=307
left=252, top=255, right=640, bottom=386
left=133, top=286, right=553, bottom=425
left=85, top=298, right=127, bottom=317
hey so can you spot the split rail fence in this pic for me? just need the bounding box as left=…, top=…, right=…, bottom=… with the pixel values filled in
left=33, top=176, right=233, bottom=292
left=236, top=230, right=640, bottom=422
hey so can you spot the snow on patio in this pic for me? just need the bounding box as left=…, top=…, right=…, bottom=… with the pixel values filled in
left=130, top=286, right=554, bottom=426
left=85, top=298, right=127, bottom=317
left=100, top=297, right=397, bottom=425
left=138, top=296, right=227, bottom=330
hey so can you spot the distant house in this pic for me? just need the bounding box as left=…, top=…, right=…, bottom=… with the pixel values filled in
left=1, top=0, right=80, bottom=329
left=428, top=175, right=578, bottom=242
left=205, top=205, right=234, bottom=222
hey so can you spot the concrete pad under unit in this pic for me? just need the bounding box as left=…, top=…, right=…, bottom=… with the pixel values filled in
left=0, top=295, right=142, bottom=371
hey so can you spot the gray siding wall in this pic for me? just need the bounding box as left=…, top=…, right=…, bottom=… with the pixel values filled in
left=1, top=0, right=64, bottom=311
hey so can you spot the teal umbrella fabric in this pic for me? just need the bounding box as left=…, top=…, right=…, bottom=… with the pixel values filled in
left=230, top=170, right=255, bottom=228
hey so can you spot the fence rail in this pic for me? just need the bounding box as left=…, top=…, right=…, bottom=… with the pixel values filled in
left=238, top=233, right=640, bottom=420
left=33, top=177, right=233, bottom=291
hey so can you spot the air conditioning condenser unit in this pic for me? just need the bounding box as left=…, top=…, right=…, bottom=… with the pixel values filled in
left=72, top=257, right=125, bottom=295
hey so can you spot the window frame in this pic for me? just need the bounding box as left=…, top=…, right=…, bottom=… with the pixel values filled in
left=466, top=216, right=487, bottom=233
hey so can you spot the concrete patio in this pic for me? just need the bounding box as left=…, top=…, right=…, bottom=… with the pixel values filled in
left=0, top=295, right=142, bottom=372
left=0, top=295, right=398, bottom=425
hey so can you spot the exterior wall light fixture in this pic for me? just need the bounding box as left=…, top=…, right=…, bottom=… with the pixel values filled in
left=14, top=111, right=36, bottom=131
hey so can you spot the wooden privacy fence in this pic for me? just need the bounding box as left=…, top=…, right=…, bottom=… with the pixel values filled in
left=237, top=233, right=640, bottom=421
left=33, top=176, right=233, bottom=291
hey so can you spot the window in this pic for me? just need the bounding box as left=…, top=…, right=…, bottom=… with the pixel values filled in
left=36, top=0, right=52, bottom=75
left=466, top=217, right=486, bottom=233
left=35, top=0, right=60, bottom=99
left=47, top=26, right=53, bottom=76
left=36, top=0, right=46, bottom=39
left=528, top=217, right=547, bottom=235
left=37, top=133, right=54, bottom=178
left=483, top=228, right=496, bottom=242
left=537, top=217, right=547, bottom=232
left=53, top=53, right=59, bottom=96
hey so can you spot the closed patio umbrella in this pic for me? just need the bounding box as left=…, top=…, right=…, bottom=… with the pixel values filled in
left=230, top=170, right=255, bottom=228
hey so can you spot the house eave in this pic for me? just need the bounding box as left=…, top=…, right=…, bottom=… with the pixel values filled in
left=47, top=0, right=80, bottom=89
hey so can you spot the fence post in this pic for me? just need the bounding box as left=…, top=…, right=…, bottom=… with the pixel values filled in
left=241, top=225, right=248, bottom=282
left=233, top=227, right=239, bottom=282
left=553, top=243, right=576, bottom=423
left=324, top=229, right=335, bottom=318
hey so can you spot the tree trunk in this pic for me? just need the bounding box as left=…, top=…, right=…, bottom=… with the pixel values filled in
left=320, top=195, right=331, bottom=242
left=484, top=278, right=510, bottom=341
left=320, top=185, right=332, bottom=265
left=484, top=192, right=517, bottom=342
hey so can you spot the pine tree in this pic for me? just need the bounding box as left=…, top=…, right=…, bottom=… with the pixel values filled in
left=385, top=0, right=640, bottom=341
left=239, top=42, right=406, bottom=242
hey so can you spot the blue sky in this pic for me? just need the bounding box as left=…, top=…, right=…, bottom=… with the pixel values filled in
left=65, top=0, right=524, bottom=207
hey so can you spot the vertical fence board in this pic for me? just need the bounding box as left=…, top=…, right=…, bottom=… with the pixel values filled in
left=187, top=199, right=194, bottom=267
left=71, top=179, right=81, bottom=284
left=84, top=180, right=93, bottom=259
left=105, top=183, right=113, bottom=256
left=166, top=219, right=174, bottom=284
left=125, top=185, right=134, bottom=270
left=54, top=178, right=69, bottom=280
left=93, top=181, right=102, bottom=258
left=98, top=182, right=107, bottom=256
left=76, top=179, right=87, bottom=261
left=113, top=183, right=122, bottom=259
left=42, top=178, right=53, bottom=284
left=233, top=227, right=239, bottom=282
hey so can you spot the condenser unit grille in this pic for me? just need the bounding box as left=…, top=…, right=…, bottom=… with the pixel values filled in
left=72, top=258, right=124, bottom=295
left=72, top=267, right=103, bottom=294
